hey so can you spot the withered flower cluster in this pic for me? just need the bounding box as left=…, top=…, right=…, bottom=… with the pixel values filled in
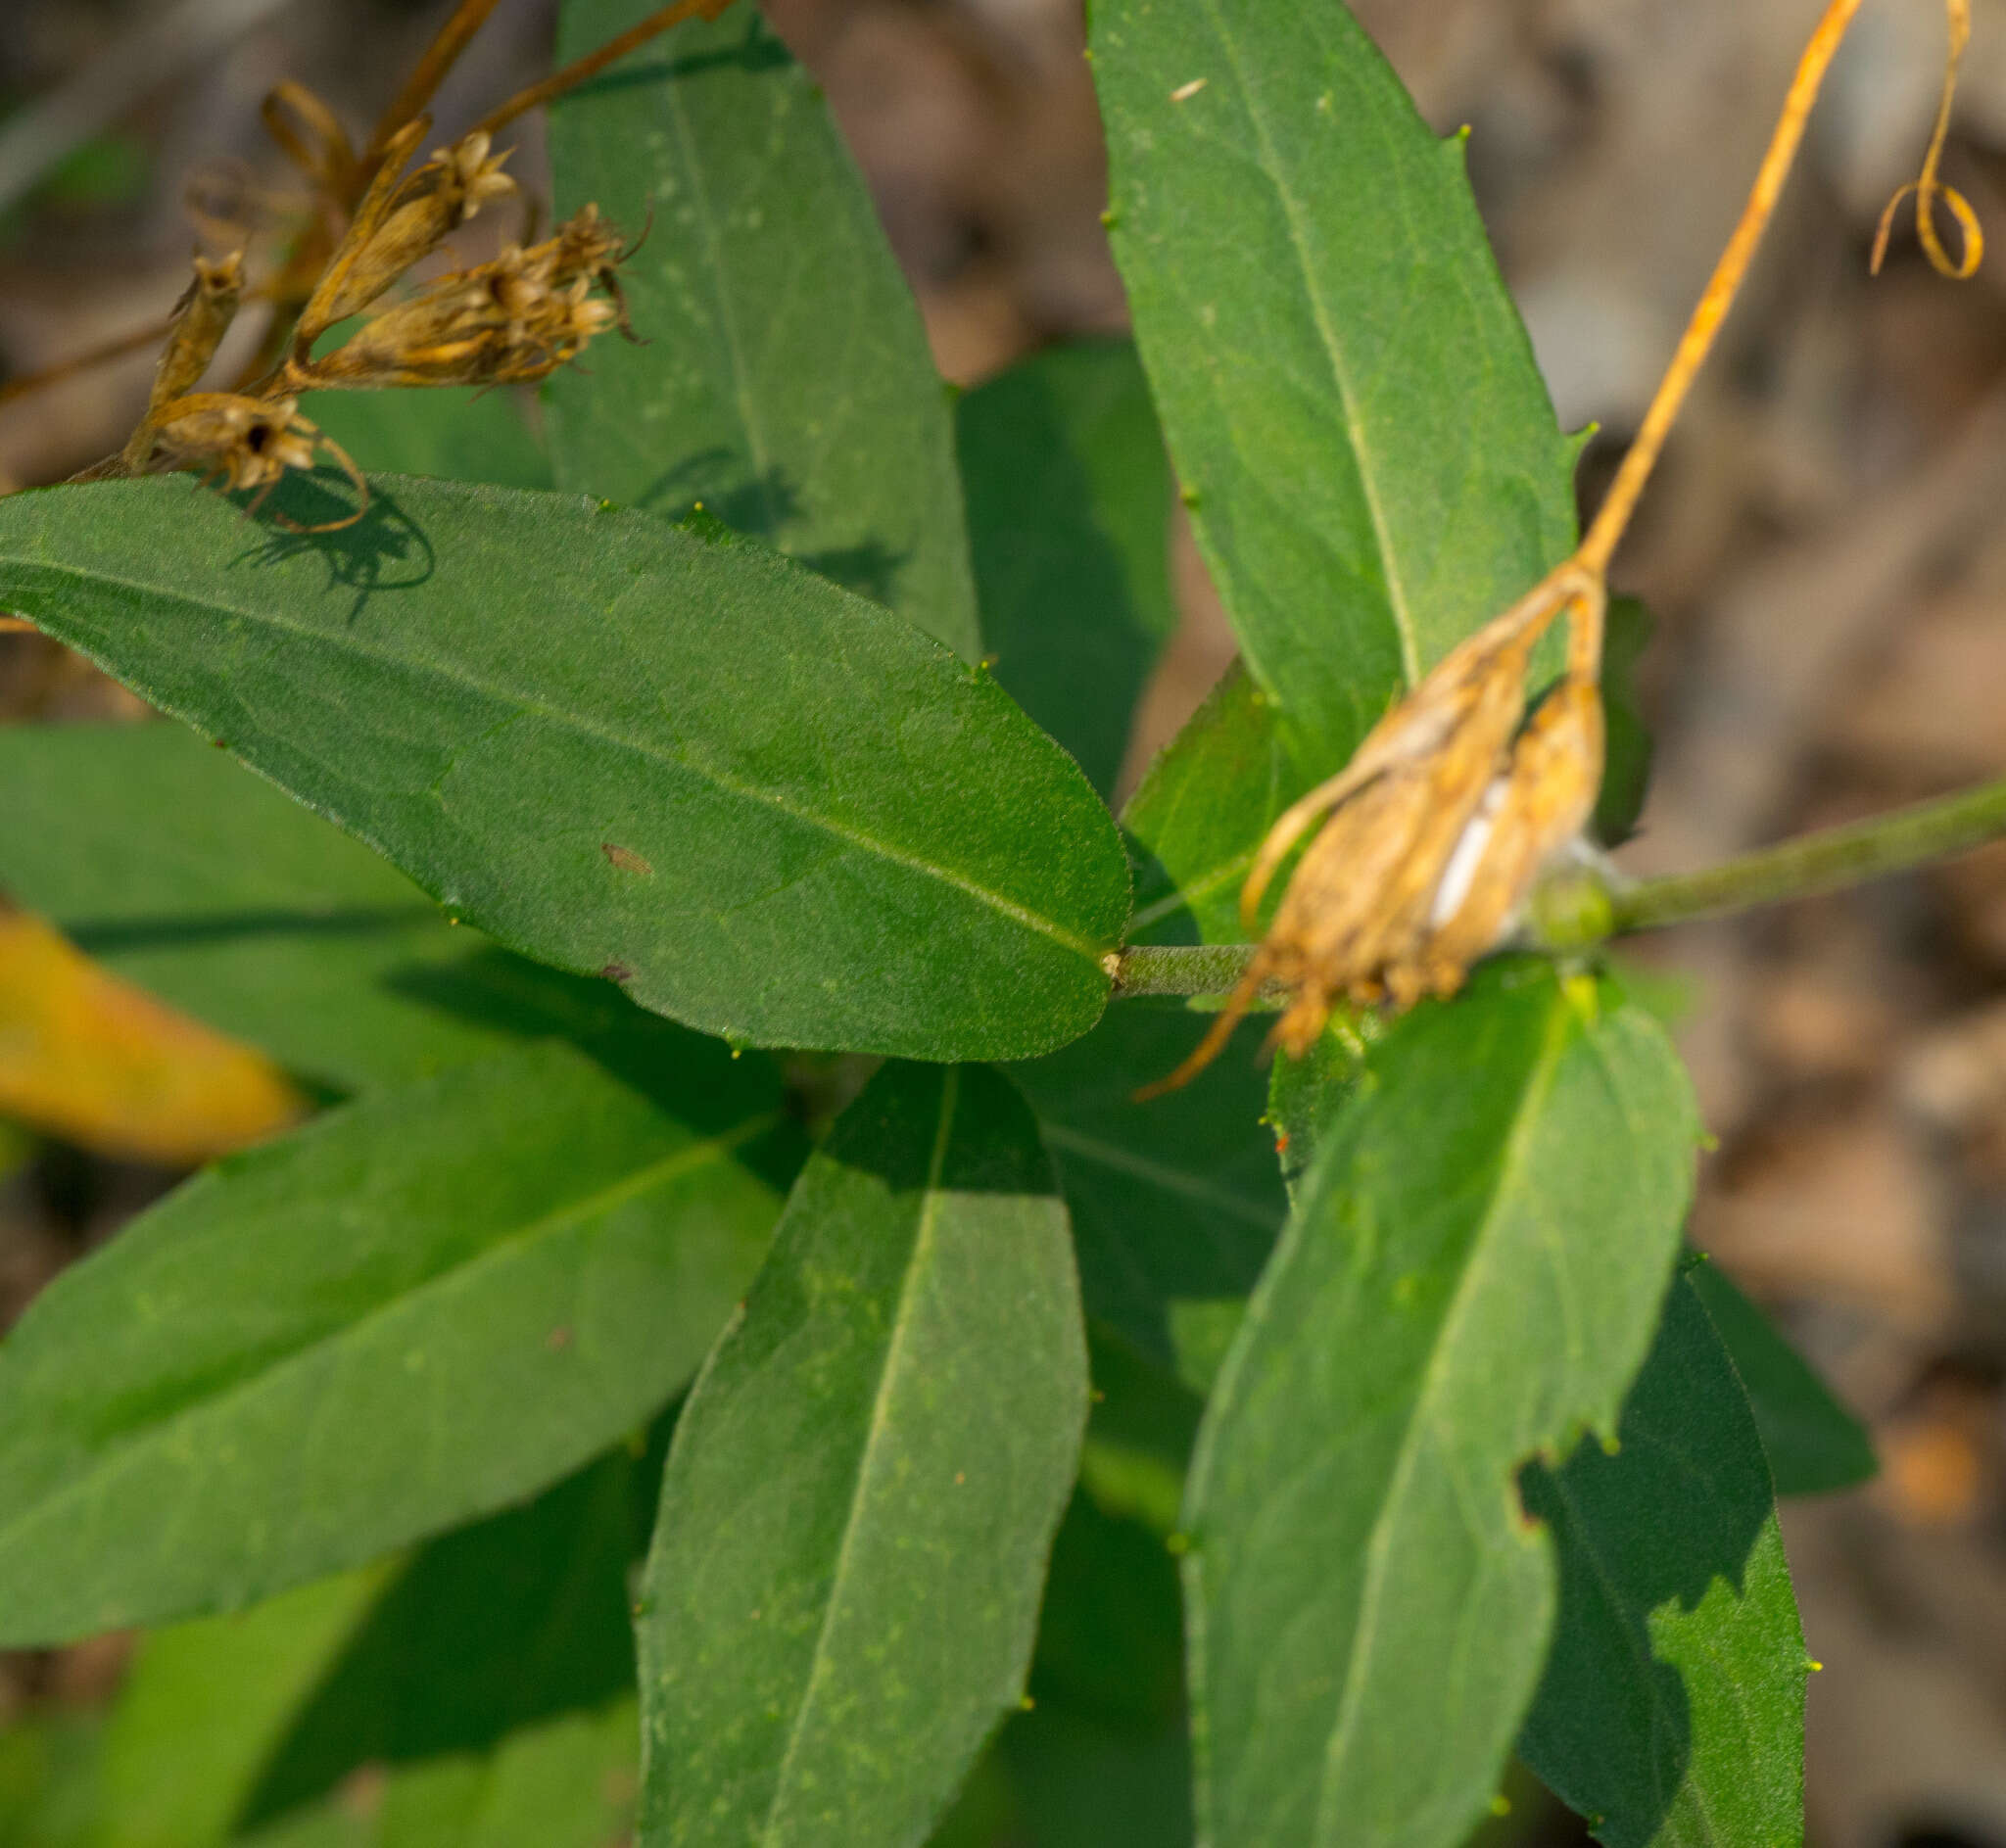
left=52, top=0, right=696, bottom=532
left=1143, top=571, right=1606, bottom=1098
left=293, top=205, right=633, bottom=393
left=93, top=119, right=636, bottom=531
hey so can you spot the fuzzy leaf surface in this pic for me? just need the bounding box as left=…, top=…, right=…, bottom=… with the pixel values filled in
left=637, top=1062, right=1086, bottom=1847
left=1089, top=0, right=1578, bottom=762
left=0, top=722, right=635, bottom=1095
left=546, top=0, right=979, bottom=657
left=1184, top=962, right=1699, bottom=1848
left=957, top=338, right=1175, bottom=797
left=0, top=1038, right=793, bottom=1642
left=1519, top=1271, right=1806, bottom=1848
left=0, top=477, right=1128, bottom=1060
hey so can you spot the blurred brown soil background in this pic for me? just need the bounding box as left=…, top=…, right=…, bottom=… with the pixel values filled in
left=5, top=1, right=2006, bottom=1842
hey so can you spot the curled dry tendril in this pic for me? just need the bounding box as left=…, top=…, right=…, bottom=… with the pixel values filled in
left=1144, top=0, right=1987, bottom=1096
left=1873, top=0, right=1983, bottom=279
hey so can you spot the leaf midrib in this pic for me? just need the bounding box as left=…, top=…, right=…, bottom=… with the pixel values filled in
left=1038, top=1122, right=1277, bottom=1232
left=0, top=1109, right=780, bottom=1557
left=761, top=1066, right=961, bottom=1841
left=1192, top=0, right=1419, bottom=688
left=8, top=555, right=1104, bottom=963
left=1312, top=1000, right=1573, bottom=1834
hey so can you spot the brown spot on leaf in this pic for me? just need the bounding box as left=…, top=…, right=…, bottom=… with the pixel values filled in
left=601, top=842, right=654, bottom=877
left=599, top=962, right=635, bottom=984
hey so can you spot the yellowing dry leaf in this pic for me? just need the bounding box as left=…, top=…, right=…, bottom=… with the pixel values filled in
left=0, top=904, right=305, bottom=1165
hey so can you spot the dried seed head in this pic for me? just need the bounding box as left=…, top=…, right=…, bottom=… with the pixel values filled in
left=1416, top=675, right=1604, bottom=988
left=298, top=232, right=622, bottom=390
left=137, top=251, right=246, bottom=432
left=295, top=123, right=516, bottom=345
left=540, top=202, right=644, bottom=338
left=137, top=392, right=366, bottom=531
left=1140, top=568, right=1605, bottom=1099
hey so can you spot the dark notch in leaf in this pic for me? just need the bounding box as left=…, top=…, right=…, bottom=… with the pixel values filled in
left=0, top=477, right=1130, bottom=1062
left=1519, top=1271, right=1807, bottom=1848
left=545, top=0, right=980, bottom=658
left=1183, top=962, right=1700, bottom=1848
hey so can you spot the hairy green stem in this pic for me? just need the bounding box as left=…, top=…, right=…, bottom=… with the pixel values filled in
left=1604, top=776, right=2006, bottom=933
left=1112, top=776, right=2006, bottom=999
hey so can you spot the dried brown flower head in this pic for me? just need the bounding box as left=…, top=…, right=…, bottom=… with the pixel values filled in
left=134, top=393, right=365, bottom=531
left=1417, top=675, right=1604, bottom=983
left=543, top=202, right=645, bottom=340
left=1139, top=569, right=1606, bottom=1098
left=295, top=123, right=517, bottom=350
left=293, top=211, right=627, bottom=391
left=149, top=253, right=245, bottom=411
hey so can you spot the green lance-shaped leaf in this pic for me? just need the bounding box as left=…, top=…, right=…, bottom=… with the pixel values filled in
left=95, top=1566, right=394, bottom=1848
left=0, top=477, right=1129, bottom=1061
left=1089, top=0, right=1579, bottom=763
left=1183, top=962, right=1700, bottom=1848
left=1519, top=1270, right=1807, bottom=1848
left=236, top=1703, right=641, bottom=1848
left=957, top=338, right=1177, bottom=798
left=300, top=386, right=552, bottom=492
left=636, top=1062, right=1087, bottom=1848
left=1010, top=999, right=1283, bottom=1368
left=97, top=1445, right=652, bottom=1848
left=0, top=722, right=661, bottom=1095
left=545, top=0, right=979, bottom=659
left=1686, top=1257, right=1876, bottom=1497
left=0, top=1037, right=795, bottom=1643
left=240, top=1445, right=650, bottom=1830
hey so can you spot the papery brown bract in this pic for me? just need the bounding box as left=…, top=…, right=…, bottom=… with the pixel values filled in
left=1138, top=570, right=1606, bottom=1099
left=1418, top=676, right=1604, bottom=985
